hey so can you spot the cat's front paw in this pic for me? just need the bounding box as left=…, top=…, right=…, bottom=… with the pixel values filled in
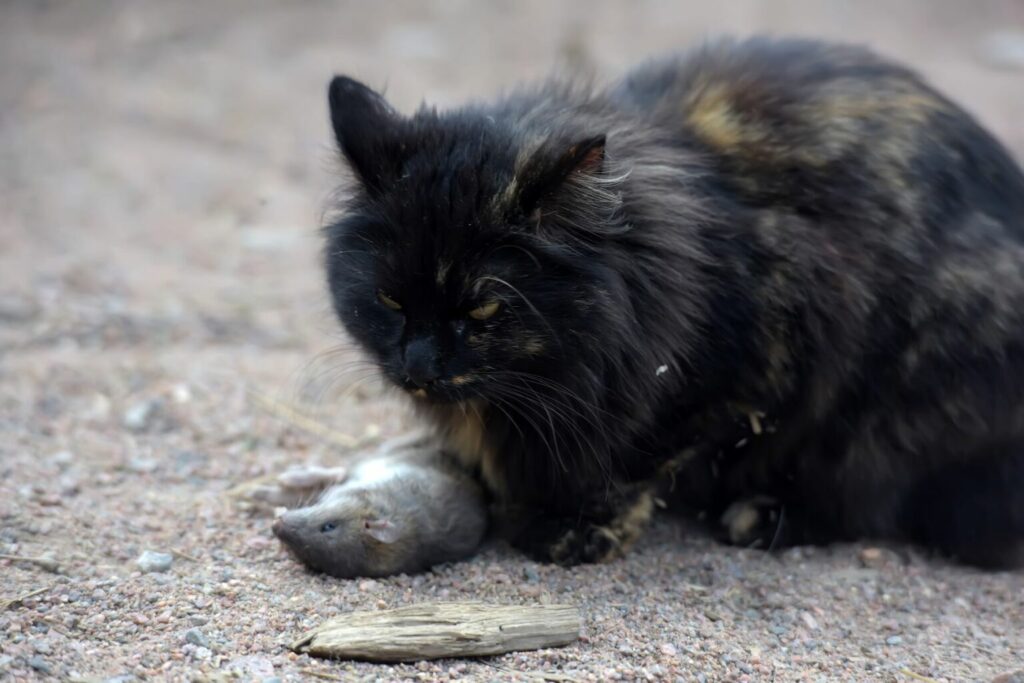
left=516, top=518, right=623, bottom=566
left=511, top=491, right=656, bottom=565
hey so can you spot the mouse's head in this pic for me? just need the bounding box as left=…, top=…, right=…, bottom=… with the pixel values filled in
left=272, top=495, right=405, bottom=578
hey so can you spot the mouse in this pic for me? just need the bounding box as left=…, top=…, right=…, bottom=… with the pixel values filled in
left=271, top=439, right=488, bottom=578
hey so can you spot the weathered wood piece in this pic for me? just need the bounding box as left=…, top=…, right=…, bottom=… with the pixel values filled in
left=290, top=602, right=581, bottom=662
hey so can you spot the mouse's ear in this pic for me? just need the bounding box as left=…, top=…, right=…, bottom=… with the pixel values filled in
left=328, top=76, right=409, bottom=194
left=364, top=517, right=400, bottom=544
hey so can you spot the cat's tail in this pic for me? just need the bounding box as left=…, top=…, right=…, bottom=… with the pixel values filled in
left=903, top=446, right=1024, bottom=568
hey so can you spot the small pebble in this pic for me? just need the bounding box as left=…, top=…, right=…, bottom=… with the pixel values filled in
left=50, top=450, right=75, bottom=468
left=136, top=551, right=174, bottom=573
left=123, top=400, right=160, bottom=432
left=885, top=635, right=903, bottom=646
left=28, top=656, right=52, bottom=675
left=800, top=611, right=819, bottom=630
left=185, top=628, right=210, bottom=648
left=128, top=457, right=158, bottom=474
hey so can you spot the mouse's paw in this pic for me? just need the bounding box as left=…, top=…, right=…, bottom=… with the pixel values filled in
left=242, top=465, right=349, bottom=508
left=275, top=464, right=349, bottom=491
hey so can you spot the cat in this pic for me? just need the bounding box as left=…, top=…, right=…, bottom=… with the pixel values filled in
left=322, top=36, right=1024, bottom=568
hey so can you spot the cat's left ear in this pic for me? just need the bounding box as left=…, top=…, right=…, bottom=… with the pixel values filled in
left=516, top=134, right=606, bottom=214
left=328, top=75, right=408, bottom=193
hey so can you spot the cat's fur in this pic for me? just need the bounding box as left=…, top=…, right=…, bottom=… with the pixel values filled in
left=323, top=37, right=1024, bottom=567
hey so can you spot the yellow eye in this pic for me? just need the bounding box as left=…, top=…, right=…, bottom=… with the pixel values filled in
left=468, top=300, right=501, bottom=320
left=377, top=291, right=402, bottom=311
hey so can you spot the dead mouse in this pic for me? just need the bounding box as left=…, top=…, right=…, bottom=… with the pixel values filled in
left=271, top=442, right=487, bottom=578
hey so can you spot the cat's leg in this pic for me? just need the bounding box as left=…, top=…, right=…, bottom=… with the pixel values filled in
left=902, top=447, right=1024, bottom=568
left=714, top=428, right=1024, bottom=566
left=675, top=434, right=843, bottom=551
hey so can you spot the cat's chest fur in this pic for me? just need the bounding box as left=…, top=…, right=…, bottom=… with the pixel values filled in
left=417, top=401, right=505, bottom=498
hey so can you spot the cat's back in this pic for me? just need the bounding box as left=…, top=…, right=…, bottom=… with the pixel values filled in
left=611, top=37, right=1024, bottom=234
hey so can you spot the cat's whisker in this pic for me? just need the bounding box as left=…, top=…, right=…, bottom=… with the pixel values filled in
left=486, top=370, right=613, bottom=436
left=486, top=389, right=566, bottom=478
left=475, top=275, right=562, bottom=347
left=487, top=383, right=589, bottom=479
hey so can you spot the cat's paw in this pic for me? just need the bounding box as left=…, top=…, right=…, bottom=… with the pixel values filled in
left=548, top=523, right=624, bottom=566
left=514, top=518, right=622, bottom=566
left=719, top=496, right=783, bottom=548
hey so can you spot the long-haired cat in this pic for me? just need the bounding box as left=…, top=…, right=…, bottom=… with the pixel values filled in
left=323, top=37, right=1024, bottom=568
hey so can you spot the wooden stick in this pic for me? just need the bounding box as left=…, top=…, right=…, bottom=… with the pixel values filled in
left=0, top=553, right=60, bottom=573
left=170, top=548, right=199, bottom=563
left=1, top=586, right=51, bottom=610
left=298, top=670, right=344, bottom=681
left=291, top=602, right=581, bottom=662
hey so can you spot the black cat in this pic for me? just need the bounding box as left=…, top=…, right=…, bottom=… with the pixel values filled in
left=323, top=37, right=1024, bottom=568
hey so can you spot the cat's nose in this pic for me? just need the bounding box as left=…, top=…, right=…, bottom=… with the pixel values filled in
left=403, top=337, right=441, bottom=388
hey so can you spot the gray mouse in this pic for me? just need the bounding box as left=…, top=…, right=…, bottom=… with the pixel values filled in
left=271, top=439, right=488, bottom=578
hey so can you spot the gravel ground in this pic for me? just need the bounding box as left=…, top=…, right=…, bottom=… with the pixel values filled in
left=2, top=2, right=1024, bottom=681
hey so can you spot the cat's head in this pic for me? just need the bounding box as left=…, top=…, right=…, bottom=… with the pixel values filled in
left=323, top=76, right=626, bottom=404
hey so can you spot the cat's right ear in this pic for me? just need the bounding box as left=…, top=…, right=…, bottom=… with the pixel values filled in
left=328, top=76, right=405, bottom=193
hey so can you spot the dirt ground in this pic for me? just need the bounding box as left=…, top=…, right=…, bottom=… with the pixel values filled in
left=2, top=1, right=1024, bottom=681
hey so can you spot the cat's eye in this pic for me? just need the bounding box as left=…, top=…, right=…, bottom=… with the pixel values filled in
left=320, top=522, right=337, bottom=533
left=468, top=300, right=501, bottom=320
left=377, top=291, right=402, bottom=311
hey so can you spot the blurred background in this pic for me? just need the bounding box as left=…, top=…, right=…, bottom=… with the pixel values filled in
left=3, top=1, right=1023, bottom=373
left=2, top=3, right=1024, bottom=680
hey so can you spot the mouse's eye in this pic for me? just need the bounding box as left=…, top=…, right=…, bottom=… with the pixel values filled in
left=320, top=522, right=337, bottom=533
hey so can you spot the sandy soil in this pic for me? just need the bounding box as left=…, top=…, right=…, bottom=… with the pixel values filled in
left=2, top=2, right=1024, bottom=681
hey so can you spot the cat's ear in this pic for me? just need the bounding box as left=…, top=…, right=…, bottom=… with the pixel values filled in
left=363, top=517, right=400, bottom=544
left=328, top=76, right=406, bottom=193
left=517, top=134, right=606, bottom=214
